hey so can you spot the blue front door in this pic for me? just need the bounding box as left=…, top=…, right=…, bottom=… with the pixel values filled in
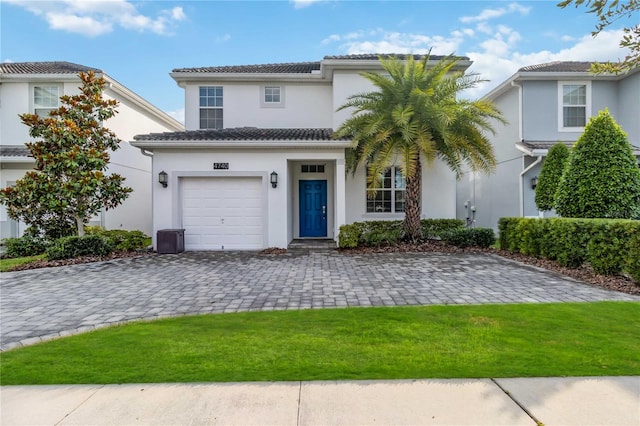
left=299, top=180, right=327, bottom=237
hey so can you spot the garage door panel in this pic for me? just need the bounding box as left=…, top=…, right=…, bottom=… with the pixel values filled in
left=181, top=177, right=264, bottom=250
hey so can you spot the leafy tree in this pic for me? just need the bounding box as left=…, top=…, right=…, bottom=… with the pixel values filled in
left=336, top=54, right=505, bottom=241
left=558, top=0, right=639, bottom=73
left=0, top=72, right=132, bottom=237
left=535, top=142, right=570, bottom=211
left=555, top=109, right=640, bottom=218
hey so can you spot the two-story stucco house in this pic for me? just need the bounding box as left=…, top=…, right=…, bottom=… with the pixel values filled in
left=456, top=61, right=640, bottom=230
left=132, top=54, right=469, bottom=251
left=0, top=62, right=184, bottom=239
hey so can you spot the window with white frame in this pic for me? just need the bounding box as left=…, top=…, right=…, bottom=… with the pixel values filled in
left=559, top=82, right=590, bottom=131
left=264, top=86, right=281, bottom=103
left=366, top=167, right=406, bottom=213
left=33, top=85, right=60, bottom=117
left=199, top=86, right=223, bottom=129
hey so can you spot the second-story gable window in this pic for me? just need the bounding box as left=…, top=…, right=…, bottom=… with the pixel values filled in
left=261, top=85, right=285, bottom=108
left=33, top=85, right=60, bottom=117
left=264, top=86, right=281, bottom=103
left=558, top=82, right=590, bottom=131
left=200, top=86, right=223, bottom=129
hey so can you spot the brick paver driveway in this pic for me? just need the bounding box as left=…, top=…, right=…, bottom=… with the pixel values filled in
left=1, top=250, right=638, bottom=350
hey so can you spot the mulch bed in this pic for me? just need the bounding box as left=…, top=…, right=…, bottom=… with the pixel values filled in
left=6, top=242, right=639, bottom=296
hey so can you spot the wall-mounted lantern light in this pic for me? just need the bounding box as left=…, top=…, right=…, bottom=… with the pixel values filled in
left=159, top=171, right=168, bottom=188
left=531, top=176, right=538, bottom=190
left=270, top=171, right=278, bottom=188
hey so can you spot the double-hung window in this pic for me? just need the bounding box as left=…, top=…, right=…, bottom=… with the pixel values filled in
left=559, top=82, right=590, bottom=131
left=33, top=85, right=60, bottom=117
left=366, top=167, right=406, bottom=213
left=200, top=86, right=223, bottom=129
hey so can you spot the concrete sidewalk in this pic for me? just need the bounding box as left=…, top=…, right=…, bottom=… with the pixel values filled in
left=2, top=377, right=638, bottom=425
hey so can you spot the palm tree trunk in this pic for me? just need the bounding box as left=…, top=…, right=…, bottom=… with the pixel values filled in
left=403, top=157, right=422, bottom=242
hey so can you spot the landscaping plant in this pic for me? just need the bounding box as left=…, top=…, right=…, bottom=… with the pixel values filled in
left=0, top=71, right=132, bottom=238
left=534, top=142, right=570, bottom=211
left=555, top=109, right=640, bottom=219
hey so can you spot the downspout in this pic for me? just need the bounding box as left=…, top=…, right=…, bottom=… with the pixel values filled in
left=519, top=156, right=542, bottom=217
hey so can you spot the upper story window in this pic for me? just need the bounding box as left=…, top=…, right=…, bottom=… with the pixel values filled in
left=261, top=85, right=285, bottom=108
left=366, top=166, right=406, bottom=213
left=558, top=82, right=591, bottom=132
left=33, top=85, right=60, bottom=117
left=264, top=86, right=281, bottom=103
left=200, top=86, right=223, bottom=129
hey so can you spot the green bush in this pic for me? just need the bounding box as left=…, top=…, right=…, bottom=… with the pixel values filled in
left=338, top=224, right=361, bottom=248
left=442, top=227, right=495, bottom=248
left=498, top=217, right=521, bottom=251
left=535, top=142, right=570, bottom=211
left=339, top=219, right=464, bottom=248
left=626, top=232, right=640, bottom=282
left=1, top=232, right=49, bottom=258
left=421, top=218, right=465, bottom=239
left=498, top=217, right=640, bottom=282
left=86, top=227, right=149, bottom=251
left=587, top=221, right=634, bottom=275
left=46, top=235, right=113, bottom=260
left=555, top=110, right=640, bottom=219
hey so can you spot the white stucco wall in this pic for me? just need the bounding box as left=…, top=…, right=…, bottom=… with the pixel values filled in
left=149, top=148, right=346, bottom=249
left=0, top=78, right=181, bottom=236
left=457, top=86, right=523, bottom=230
left=183, top=83, right=333, bottom=131
left=345, top=157, right=457, bottom=225
left=332, top=70, right=377, bottom=130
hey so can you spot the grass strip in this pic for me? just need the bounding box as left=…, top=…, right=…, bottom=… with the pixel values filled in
left=0, top=254, right=46, bottom=272
left=1, top=302, right=638, bottom=384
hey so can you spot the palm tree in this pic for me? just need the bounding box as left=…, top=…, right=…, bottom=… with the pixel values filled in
left=335, top=53, right=505, bottom=241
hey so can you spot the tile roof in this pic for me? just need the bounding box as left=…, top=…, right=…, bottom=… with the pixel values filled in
left=172, top=54, right=469, bottom=74
left=520, top=140, right=640, bottom=153
left=0, top=145, right=30, bottom=157
left=518, top=61, right=593, bottom=73
left=173, top=62, right=321, bottom=74
left=323, top=53, right=466, bottom=61
left=0, top=61, right=102, bottom=75
left=134, top=127, right=349, bottom=142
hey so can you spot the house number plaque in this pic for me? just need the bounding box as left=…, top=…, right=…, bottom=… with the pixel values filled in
left=213, top=163, right=229, bottom=170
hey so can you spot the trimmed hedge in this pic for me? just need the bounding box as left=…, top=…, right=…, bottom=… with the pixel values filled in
left=86, top=227, right=150, bottom=251
left=498, top=217, right=640, bottom=282
left=46, top=235, right=113, bottom=260
left=338, top=218, right=465, bottom=248
left=441, top=228, right=495, bottom=248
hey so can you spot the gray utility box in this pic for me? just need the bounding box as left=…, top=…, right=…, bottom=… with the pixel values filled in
left=157, top=229, right=185, bottom=254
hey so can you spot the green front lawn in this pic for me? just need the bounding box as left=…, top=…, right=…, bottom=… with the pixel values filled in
left=1, top=302, right=638, bottom=385
left=0, top=254, right=46, bottom=272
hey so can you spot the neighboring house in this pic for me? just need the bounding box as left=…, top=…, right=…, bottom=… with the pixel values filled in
left=0, top=61, right=184, bottom=239
left=457, top=61, right=640, bottom=230
left=132, top=54, right=469, bottom=251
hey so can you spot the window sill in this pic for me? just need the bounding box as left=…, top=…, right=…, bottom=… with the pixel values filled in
left=361, top=213, right=405, bottom=219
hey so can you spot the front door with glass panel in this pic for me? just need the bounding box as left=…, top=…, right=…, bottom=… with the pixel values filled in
left=299, top=180, right=327, bottom=237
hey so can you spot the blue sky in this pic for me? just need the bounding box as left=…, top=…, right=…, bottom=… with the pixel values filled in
left=1, top=0, right=632, bottom=123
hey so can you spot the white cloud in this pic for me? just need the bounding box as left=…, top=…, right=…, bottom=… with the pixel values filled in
left=322, top=29, right=464, bottom=56
left=464, top=29, right=627, bottom=98
left=216, top=34, right=231, bottom=43
left=460, top=2, right=531, bottom=23
left=290, top=0, right=323, bottom=9
left=167, top=108, right=185, bottom=124
left=4, top=0, right=187, bottom=36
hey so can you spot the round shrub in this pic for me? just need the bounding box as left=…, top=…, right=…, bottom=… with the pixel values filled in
left=46, top=235, right=113, bottom=260
left=2, top=234, right=49, bottom=258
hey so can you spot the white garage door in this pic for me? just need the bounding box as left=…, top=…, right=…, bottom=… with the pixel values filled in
left=181, top=177, right=264, bottom=250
